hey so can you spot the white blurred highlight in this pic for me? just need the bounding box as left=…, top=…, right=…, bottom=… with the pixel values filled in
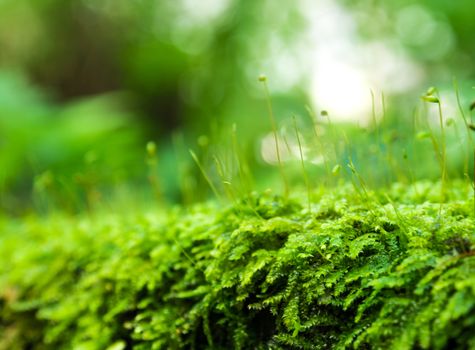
left=299, top=0, right=423, bottom=123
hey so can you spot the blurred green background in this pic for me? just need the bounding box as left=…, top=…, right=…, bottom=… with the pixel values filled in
left=1, top=0, right=474, bottom=214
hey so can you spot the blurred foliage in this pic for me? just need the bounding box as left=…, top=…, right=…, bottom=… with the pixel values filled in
left=0, top=0, right=307, bottom=134
left=0, top=0, right=474, bottom=213
left=343, top=0, right=475, bottom=74
left=0, top=71, right=146, bottom=213
left=0, top=0, right=310, bottom=212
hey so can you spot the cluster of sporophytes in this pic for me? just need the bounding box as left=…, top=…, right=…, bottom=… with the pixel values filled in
left=1, top=80, right=475, bottom=349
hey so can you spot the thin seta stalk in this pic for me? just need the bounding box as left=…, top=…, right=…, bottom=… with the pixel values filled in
left=305, top=106, right=331, bottom=183
left=470, top=95, right=475, bottom=217
left=453, top=79, right=473, bottom=175
left=292, top=115, right=312, bottom=212
left=454, top=79, right=475, bottom=216
left=259, top=74, right=289, bottom=197
left=190, top=149, right=223, bottom=202
left=230, top=124, right=263, bottom=218
left=172, top=132, right=195, bottom=205
left=146, top=141, right=162, bottom=203
left=421, top=87, right=447, bottom=213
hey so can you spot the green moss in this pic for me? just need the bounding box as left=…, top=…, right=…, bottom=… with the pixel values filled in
left=1, top=181, right=474, bottom=349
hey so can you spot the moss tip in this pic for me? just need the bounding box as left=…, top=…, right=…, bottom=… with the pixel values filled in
left=146, top=141, right=157, bottom=157
left=421, top=95, right=440, bottom=104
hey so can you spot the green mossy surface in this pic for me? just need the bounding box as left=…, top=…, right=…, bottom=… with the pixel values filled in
left=1, top=181, right=474, bottom=349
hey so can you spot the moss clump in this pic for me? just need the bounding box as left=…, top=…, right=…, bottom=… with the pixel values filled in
left=1, top=182, right=474, bottom=349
